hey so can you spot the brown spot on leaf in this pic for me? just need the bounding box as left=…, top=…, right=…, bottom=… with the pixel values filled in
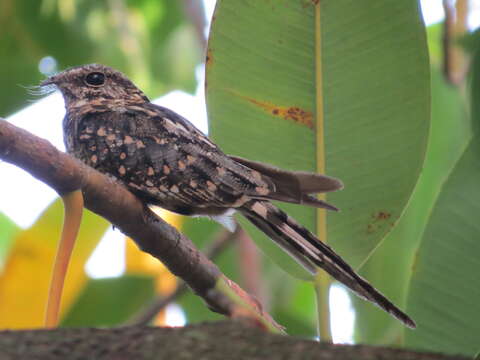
left=206, top=49, right=213, bottom=67
left=285, top=107, right=314, bottom=128
left=301, top=0, right=318, bottom=8
left=240, top=96, right=313, bottom=128
left=376, top=212, right=391, bottom=220
left=367, top=211, right=393, bottom=234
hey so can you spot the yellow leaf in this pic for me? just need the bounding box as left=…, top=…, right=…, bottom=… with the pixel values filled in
left=0, top=199, right=108, bottom=329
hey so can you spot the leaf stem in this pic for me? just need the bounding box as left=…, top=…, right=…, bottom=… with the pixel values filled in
left=45, top=190, right=84, bottom=328
left=314, top=0, right=332, bottom=342
left=315, top=274, right=332, bottom=342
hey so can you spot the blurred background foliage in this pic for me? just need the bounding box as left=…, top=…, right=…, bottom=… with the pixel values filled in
left=0, top=0, right=479, bottom=357
left=0, top=0, right=203, bottom=115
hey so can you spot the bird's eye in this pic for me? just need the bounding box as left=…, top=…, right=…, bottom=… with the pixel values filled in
left=85, top=72, right=105, bottom=86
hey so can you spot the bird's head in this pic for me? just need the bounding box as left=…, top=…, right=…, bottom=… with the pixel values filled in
left=40, top=64, right=149, bottom=108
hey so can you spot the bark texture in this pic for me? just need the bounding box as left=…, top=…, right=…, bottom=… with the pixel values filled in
left=0, top=320, right=467, bottom=360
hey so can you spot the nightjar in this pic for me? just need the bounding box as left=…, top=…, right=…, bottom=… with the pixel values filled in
left=41, top=64, right=415, bottom=328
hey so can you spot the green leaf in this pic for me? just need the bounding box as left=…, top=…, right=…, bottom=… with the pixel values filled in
left=353, top=68, right=470, bottom=345
left=426, top=23, right=443, bottom=67
left=206, top=0, right=430, bottom=279
left=0, top=213, right=20, bottom=267
left=403, top=47, right=480, bottom=356
left=404, top=140, right=480, bottom=355
left=61, top=275, right=155, bottom=327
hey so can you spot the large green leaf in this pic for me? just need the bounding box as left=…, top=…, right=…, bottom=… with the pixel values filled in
left=403, top=47, right=480, bottom=356
left=405, top=141, right=480, bottom=355
left=206, top=0, right=430, bottom=279
left=353, top=68, right=470, bottom=344
left=0, top=0, right=201, bottom=116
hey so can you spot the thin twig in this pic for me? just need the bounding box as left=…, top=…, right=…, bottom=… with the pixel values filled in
left=237, top=227, right=267, bottom=308
left=182, top=0, right=208, bottom=51
left=128, top=227, right=240, bottom=326
left=442, top=0, right=470, bottom=85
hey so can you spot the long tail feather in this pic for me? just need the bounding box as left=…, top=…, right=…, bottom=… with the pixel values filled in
left=240, top=200, right=416, bottom=329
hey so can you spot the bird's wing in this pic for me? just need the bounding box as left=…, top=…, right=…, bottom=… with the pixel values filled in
left=111, top=103, right=277, bottom=213
left=133, top=103, right=342, bottom=212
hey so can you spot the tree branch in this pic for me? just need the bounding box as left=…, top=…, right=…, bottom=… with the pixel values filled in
left=0, top=320, right=468, bottom=360
left=0, top=118, right=281, bottom=332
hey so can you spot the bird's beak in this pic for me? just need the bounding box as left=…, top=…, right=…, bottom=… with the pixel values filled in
left=40, top=75, right=58, bottom=87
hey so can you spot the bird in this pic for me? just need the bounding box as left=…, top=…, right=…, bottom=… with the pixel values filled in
left=41, top=63, right=415, bottom=329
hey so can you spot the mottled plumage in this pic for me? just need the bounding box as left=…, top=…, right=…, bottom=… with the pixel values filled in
left=41, top=64, right=415, bottom=328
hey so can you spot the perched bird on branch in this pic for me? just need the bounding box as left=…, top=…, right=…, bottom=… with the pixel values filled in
left=41, top=64, right=415, bottom=329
